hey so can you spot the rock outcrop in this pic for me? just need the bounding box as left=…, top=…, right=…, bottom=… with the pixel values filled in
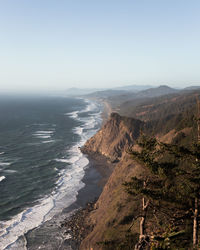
left=79, top=111, right=193, bottom=249
left=80, top=113, right=145, bottom=249
left=82, top=112, right=144, bottom=162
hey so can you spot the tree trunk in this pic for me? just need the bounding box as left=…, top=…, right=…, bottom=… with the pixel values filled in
left=193, top=197, right=198, bottom=248
left=135, top=197, right=149, bottom=250
left=140, top=197, right=148, bottom=236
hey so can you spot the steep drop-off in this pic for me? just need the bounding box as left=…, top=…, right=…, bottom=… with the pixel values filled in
left=82, top=113, right=144, bottom=163
left=80, top=113, right=146, bottom=249
left=80, top=105, right=195, bottom=249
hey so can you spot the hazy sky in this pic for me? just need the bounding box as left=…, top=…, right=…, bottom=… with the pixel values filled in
left=0, top=0, right=200, bottom=92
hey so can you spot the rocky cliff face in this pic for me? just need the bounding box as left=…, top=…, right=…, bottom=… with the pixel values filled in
left=80, top=113, right=145, bottom=249
left=79, top=110, right=193, bottom=249
left=82, top=112, right=144, bottom=162
left=80, top=154, right=147, bottom=250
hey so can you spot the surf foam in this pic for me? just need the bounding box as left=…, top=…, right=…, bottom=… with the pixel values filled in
left=0, top=176, right=5, bottom=182
left=0, top=99, right=102, bottom=250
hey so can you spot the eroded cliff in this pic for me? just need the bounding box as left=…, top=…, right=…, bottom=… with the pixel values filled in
left=82, top=112, right=144, bottom=162
left=79, top=109, right=195, bottom=249
left=80, top=113, right=146, bottom=249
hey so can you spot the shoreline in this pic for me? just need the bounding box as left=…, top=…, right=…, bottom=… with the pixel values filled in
left=25, top=98, right=113, bottom=250
left=85, top=97, right=113, bottom=124
left=60, top=99, right=113, bottom=249
left=25, top=153, right=113, bottom=250
left=60, top=153, right=114, bottom=249
left=0, top=97, right=111, bottom=250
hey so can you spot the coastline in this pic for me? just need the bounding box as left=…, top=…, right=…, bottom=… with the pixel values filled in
left=85, top=97, right=113, bottom=124
left=25, top=98, right=113, bottom=250
left=25, top=153, right=113, bottom=250
left=59, top=99, right=114, bottom=249
left=0, top=97, right=103, bottom=250
left=60, top=154, right=114, bottom=249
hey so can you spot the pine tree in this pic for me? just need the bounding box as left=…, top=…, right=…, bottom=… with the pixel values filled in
left=124, top=134, right=200, bottom=249
left=124, top=136, right=179, bottom=249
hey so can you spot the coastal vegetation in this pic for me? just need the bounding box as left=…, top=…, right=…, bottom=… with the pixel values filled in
left=68, top=86, right=200, bottom=249
left=124, top=135, right=200, bottom=249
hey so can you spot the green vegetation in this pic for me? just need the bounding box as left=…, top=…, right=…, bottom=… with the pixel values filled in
left=123, top=135, right=200, bottom=249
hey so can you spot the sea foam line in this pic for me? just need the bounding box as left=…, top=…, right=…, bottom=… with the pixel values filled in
left=0, top=99, right=102, bottom=250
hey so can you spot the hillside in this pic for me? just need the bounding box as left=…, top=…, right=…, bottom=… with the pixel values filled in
left=119, top=90, right=198, bottom=119
left=78, top=89, right=199, bottom=249
left=86, top=85, right=180, bottom=114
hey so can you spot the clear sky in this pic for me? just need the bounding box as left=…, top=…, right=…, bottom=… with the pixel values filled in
left=0, top=0, right=200, bottom=93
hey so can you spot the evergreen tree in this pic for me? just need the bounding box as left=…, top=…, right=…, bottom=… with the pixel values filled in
left=124, top=135, right=200, bottom=249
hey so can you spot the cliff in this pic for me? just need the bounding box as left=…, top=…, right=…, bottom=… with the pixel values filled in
left=80, top=113, right=146, bottom=249
left=79, top=105, right=196, bottom=249
left=82, top=113, right=144, bottom=163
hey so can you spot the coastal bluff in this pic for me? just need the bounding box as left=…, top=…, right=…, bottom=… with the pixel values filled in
left=67, top=88, right=199, bottom=249
left=82, top=112, right=144, bottom=163
left=79, top=108, right=194, bottom=249
left=80, top=113, right=146, bottom=249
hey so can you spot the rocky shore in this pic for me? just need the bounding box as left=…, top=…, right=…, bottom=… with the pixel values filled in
left=59, top=101, right=115, bottom=249
left=61, top=201, right=96, bottom=249
left=59, top=153, right=114, bottom=249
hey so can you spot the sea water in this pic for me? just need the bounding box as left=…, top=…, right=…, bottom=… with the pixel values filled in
left=0, top=95, right=102, bottom=249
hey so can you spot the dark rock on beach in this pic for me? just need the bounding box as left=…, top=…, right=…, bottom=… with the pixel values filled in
left=61, top=201, right=96, bottom=249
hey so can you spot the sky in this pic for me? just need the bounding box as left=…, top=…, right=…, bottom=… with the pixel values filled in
left=0, top=0, right=200, bottom=93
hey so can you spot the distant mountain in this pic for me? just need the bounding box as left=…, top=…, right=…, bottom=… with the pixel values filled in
left=66, top=85, right=178, bottom=99
left=66, top=87, right=105, bottom=96
left=85, top=89, right=130, bottom=99
left=113, top=84, right=153, bottom=92
left=136, top=85, right=178, bottom=98
left=66, top=85, right=156, bottom=97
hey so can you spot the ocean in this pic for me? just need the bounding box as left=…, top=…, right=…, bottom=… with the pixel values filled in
left=0, top=96, right=102, bottom=249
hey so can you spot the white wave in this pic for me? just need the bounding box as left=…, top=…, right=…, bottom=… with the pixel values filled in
left=35, top=131, right=54, bottom=134
left=0, top=197, right=54, bottom=249
left=3, top=170, right=17, bottom=174
left=65, top=111, right=79, bottom=119
left=41, top=140, right=55, bottom=144
left=73, top=126, right=83, bottom=135
left=85, top=118, right=97, bottom=129
left=0, top=150, right=89, bottom=249
left=55, top=158, right=70, bottom=163
left=0, top=98, right=102, bottom=250
left=34, top=135, right=51, bottom=139
left=0, top=176, right=5, bottom=182
left=33, top=130, right=55, bottom=140
left=82, top=102, right=97, bottom=113
left=0, top=152, right=5, bottom=155
left=0, top=162, right=11, bottom=167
